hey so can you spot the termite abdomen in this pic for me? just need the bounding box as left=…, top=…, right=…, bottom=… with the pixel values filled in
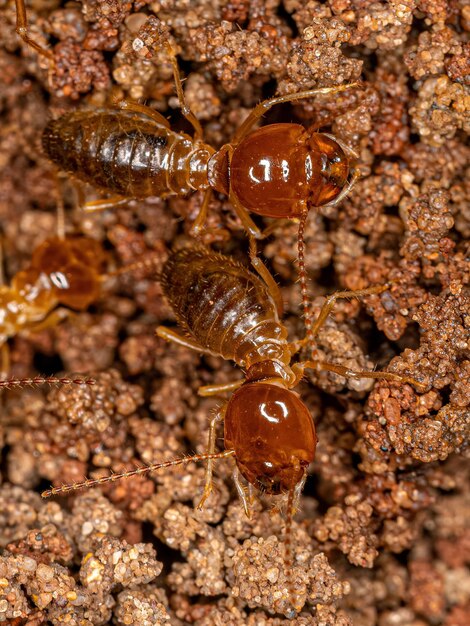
left=160, top=247, right=287, bottom=366
left=42, top=111, right=214, bottom=199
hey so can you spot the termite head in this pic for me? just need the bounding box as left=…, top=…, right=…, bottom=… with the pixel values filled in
left=220, top=124, right=351, bottom=219
left=224, top=382, right=317, bottom=495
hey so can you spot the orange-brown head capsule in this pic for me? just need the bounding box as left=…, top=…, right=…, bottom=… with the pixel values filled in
left=226, top=124, right=350, bottom=218
left=224, top=383, right=317, bottom=494
left=30, top=237, right=106, bottom=309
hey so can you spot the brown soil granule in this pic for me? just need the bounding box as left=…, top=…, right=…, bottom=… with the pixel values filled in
left=0, top=0, right=468, bottom=623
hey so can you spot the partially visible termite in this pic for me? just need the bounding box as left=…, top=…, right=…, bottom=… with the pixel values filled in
left=14, top=3, right=361, bottom=245
left=43, top=245, right=425, bottom=617
left=0, top=196, right=155, bottom=379
left=0, top=203, right=106, bottom=378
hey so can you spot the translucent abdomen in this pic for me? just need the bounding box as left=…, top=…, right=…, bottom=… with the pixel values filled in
left=0, top=282, right=57, bottom=344
left=160, top=248, right=289, bottom=367
left=42, top=111, right=213, bottom=198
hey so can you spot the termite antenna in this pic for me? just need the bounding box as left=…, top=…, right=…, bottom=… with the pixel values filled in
left=42, top=449, right=235, bottom=497
left=0, top=376, right=95, bottom=390
left=297, top=207, right=315, bottom=354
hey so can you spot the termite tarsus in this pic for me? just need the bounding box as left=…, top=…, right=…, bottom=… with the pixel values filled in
left=14, top=1, right=361, bottom=241
left=43, top=246, right=424, bottom=616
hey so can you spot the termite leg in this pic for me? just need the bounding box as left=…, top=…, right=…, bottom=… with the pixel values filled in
left=231, top=82, right=361, bottom=146
left=0, top=344, right=10, bottom=381
left=196, top=406, right=226, bottom=510
left=103, top=255, right=162, bottom=281
left=15, top=0, right=53, bottom=59
left=23, top=308, right=70, bottom=334
left=165, top=43, right=203, bottom=140
left=249, top=238, right=284, bottom=317
left=189, top=189, right=213, bottom=237
left=82, top=196, right=130, bottom=213
left=156, top=326, right=214, bottom=355
left=307, top=360, right=426, bottom=390
left=311, top=284, right=390, bottom=340
left=229, top=189, right=290, bottom=243
left=232, top=467, right=251, bottom=518
left=198, top=380, right=244, bottom=397
left=117, top=100, right=170, bottom=129
left=229, top=192, right=264, bottom=239
left=54, top=185, right=66, bottom=240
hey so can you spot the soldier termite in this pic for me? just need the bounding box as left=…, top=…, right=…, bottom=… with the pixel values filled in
left=14, top=3, right=361, bottom=244
left=42, top=246, right=425, bottom=617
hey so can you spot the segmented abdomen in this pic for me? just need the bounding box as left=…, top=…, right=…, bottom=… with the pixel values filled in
left=42, top=110, right=200, bottom=198
left=160, top=248, right=288, bottom=366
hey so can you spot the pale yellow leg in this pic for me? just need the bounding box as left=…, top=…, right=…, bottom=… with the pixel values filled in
left=156, top=326, right=214, bottom=355
left=198, top=379, right=244, bottom=397
left=295, top=359, right=426, bottom=391
left=15, top=0, right=53, bottom=59
left=311, top=284, right=390, bottom=339
left=197, top=406, right=226, bottom=510
left=232, top=83, right=361, bottom=145
left=165, top=43, right=203, bottom=139
left=117, top=100, right=170, bottom=128
left=189, top=189, right=213, bottom=237
left=229, top=192, right=264, bottom=239
left=23, top=308, right=71, bottom=334
left=83, top=196, right=130, bottom=213
left=249, top=238, right=283, bottom=316
left=232, top=467, right=251, bottom=518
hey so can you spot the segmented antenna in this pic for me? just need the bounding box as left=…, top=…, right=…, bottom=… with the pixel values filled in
left=297, top=207, right=315, bottom=354
left=0, top=376, right=95, bottom=389
left=42, top=449, right=235, bottom=497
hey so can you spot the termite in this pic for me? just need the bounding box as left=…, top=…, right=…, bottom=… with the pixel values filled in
left=0, top=198, right=153, bottom=379
left=14, top=2, right=361, bottom=245
left=42, top=245, right=424, bottom=616
left=0, top=205, right=106, bottom=378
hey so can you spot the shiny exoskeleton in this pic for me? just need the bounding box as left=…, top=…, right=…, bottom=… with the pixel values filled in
left=160, top=247, right=317, bottom=494
left=42, top=246, right=424, bottom=615
left=42, top=110, right=214, bottom=201
left=41, top=100, right=358, bottom=238
left=0, top=236, right=105, bottom=350
left=14, top=0, right=359, bottom=238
